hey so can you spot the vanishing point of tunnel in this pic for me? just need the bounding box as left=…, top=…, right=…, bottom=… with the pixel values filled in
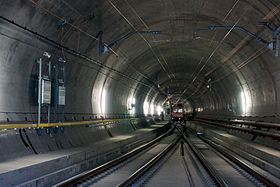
left=0, top=0, right=280, bottom=186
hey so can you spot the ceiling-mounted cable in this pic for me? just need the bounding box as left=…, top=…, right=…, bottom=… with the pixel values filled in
left=211, top=46, right=268, bottom=84
left=124, top=0, right=176, bottom=80
left=29, top=0, right=164, bottom=92
left=176, top=17, right=242, bottom=104
left=29, top=0, right=119, bottom=57
left=175, top=0, right=241, bottom=102
left=108, top=0, right=174, bottom=81
left=0, top=15, right=155, bottom=89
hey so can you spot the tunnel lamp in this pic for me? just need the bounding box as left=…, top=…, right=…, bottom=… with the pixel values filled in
left=127, top=97, right=136, bottom=115
left=58, top=57, right=66, bottom=63
left=240, top=90, right=252, bottom=115
left=43, top=52, right=51, bottom=59
left=157, top=105, right=163, bottom=115
left=150, top=104, right=155, bottom=115
left=101, top=89, right=106, bottom=114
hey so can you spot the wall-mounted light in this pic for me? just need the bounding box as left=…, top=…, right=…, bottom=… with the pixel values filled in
left=101, top=89, right=106, bottom=114
left=150, top=104, right=154, bottom=115
left=143, top=102, right=149, bottom=116
left=240, top=89, right=252, bottom=116
left=127, top=97, right=136, bottom=115
left=157, top=105, right=163, bottom=115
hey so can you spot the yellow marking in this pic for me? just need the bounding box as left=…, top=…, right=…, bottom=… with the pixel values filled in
left=0, top=118, right=138, bottom=129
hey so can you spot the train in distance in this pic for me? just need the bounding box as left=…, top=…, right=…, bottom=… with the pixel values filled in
left=171, top=103, right=185, bottom=122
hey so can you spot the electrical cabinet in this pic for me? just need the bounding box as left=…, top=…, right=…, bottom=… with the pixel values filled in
left=41, top=79, right=51, bottom=104
left=58, top=86, right=65, bottom=105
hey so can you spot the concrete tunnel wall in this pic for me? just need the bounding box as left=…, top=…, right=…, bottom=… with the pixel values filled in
left=2, top=2, right=280, bottom=182
left=2, top=1, right=280, bottom=185
left=0, top=1, right=280, bottom=126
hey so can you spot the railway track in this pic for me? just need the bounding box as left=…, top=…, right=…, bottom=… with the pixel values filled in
left=54, top=127, right=178, bottom=187
left=130, top=140, right=214, bottom=187
left=182, top=127, right=280, bottom=187
left=55, top=124, right=279, bottom=187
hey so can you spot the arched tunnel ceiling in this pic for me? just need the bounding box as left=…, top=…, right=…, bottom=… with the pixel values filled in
left=1, top=0, right=280, bottom=117
left=96, top=0, right=279, bottom=113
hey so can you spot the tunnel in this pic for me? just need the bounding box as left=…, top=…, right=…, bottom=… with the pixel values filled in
left=0, top=0, right=280, bottom=186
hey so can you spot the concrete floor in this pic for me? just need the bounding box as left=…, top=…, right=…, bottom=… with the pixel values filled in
left=0, top=122, right=167, bottom=187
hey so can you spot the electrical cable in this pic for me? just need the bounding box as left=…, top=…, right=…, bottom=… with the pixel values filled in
left=108, top=0, right=174, bottom=81
left=178, top=17, right=241, bottom=103
left=0, top=29, right=158, bottom=106
left=0, top=15, right=154, bottom=89
left=28, top=0, right=119, bottom=56
left=176, top=0, right=241, bottom=103
left=29, top=0, right=161, bottom=90
left=23, top=128, right=38, bottom=154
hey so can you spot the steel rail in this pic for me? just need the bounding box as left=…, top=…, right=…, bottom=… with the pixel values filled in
left=178, top=128, right=228, bottom=187
left=196, top=118, right=280, bottom=140
left=55, top=125, right=173, bottom=187
left=117, top=135, right=180, bottom=187
left=197, top=117, right=280, bottom=129
left=199, top=135, right=279, bottom=187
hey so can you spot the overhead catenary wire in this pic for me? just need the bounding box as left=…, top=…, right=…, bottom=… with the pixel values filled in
left=0, top=25, right=156, bottom=100
left=29, top=1, right=146, bottom=90
left=124, top=0, right=176, bottom=80
left=0, top=15, right=155, bottom=90
left=204, top=0, right=280, bottom=79
left=29, top=0, right=162, bottom=90
left=108, top=0, right=174, bottom=81
left=177, top=17, right=242, bottom=103
left=188, top=46, right=269, bottom=101
left=28, top=0, right=119, bottom=57
left=175, top=0, right=241, bottom=103
left=29, top=0, right=178, bottom=96
left=211, top=46, right=269, bottom=84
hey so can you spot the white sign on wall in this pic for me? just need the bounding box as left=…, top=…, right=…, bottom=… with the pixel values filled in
left=42, top=79, right=51, bottom=104
left=59, top=86, right=65, bottom=105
